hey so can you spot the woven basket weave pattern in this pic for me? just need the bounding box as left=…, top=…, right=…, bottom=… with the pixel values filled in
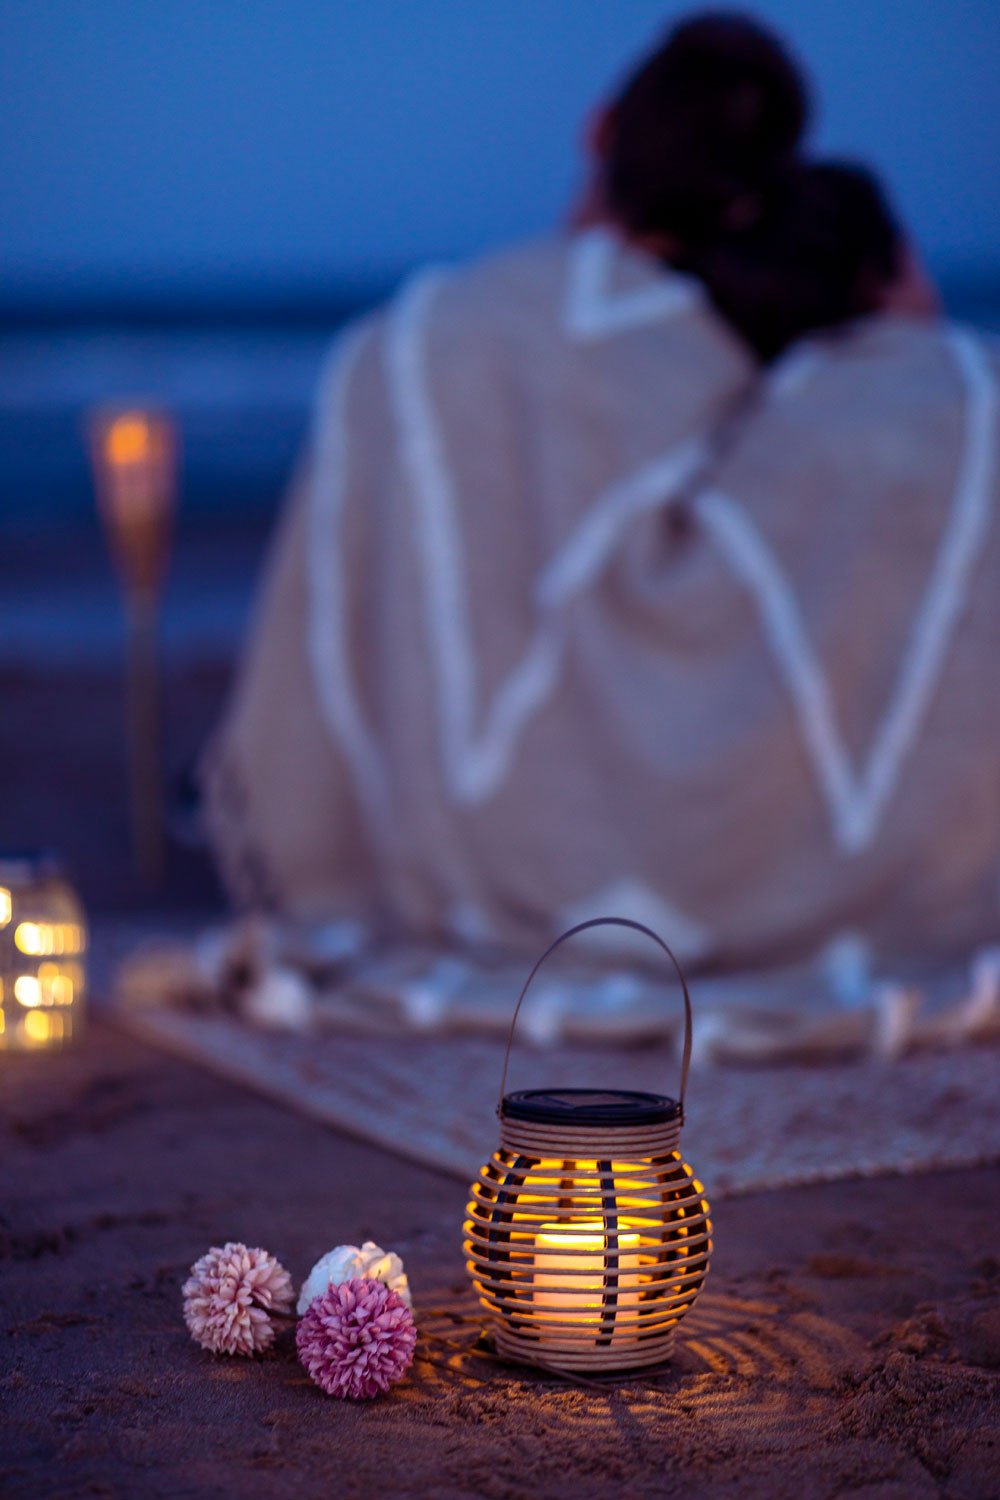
left=465, top=1117, right=712, bottom=1372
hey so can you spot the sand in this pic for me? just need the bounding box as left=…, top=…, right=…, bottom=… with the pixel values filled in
left=2, top=1021, right=999, bottom=1499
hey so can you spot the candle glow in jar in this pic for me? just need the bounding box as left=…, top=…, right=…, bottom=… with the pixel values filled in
left=0, top=853, right=87, bottom=1051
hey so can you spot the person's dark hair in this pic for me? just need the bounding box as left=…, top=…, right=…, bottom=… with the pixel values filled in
left=691, top=160, right=904, bottom=362
left=605, top=12, right=809, bottom=250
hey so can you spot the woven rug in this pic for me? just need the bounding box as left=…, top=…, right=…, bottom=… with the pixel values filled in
left=113, top=1003, right=1000, bottom=1198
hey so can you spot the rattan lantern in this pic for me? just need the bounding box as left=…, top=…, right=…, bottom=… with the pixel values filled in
left=0, top=853, right=87, bottom=1051
left=465, top=917, right=711, bottom=1373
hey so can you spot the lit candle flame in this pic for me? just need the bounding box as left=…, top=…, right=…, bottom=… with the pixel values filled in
left=532, top=1218, right=643, bottom=1326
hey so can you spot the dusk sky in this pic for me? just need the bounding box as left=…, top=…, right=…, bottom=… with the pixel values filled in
left=2, top=1, right=998, bottom=303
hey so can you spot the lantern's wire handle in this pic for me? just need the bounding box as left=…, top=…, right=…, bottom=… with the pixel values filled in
left=497, top=916, right=694, bottom=1119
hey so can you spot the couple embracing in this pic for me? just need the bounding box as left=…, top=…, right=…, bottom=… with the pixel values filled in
left=204, top=14, right=999, bottom=1006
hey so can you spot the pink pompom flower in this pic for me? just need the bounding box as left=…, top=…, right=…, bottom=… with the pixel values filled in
left=183, top=1241, right=294, bottom=1356
left=296, top=1277, right=417, bottom=1398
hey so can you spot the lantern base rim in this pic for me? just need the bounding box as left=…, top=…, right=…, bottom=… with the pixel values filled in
left=492, top=1323, right=677, bottom=1375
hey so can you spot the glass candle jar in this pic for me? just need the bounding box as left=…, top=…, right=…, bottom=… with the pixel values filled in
left=0, top=853, right=87, bottom=1051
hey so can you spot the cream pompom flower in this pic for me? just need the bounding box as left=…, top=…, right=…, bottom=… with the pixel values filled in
left=297, top=1241, right=411, bottom=1315
left=183, top=1242, right=294, bottom=1355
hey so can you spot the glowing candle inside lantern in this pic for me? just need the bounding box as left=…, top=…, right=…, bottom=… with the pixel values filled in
left=532, top=1220, right=642, bottom=1324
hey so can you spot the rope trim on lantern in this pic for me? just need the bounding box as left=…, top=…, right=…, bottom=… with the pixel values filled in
left=498, top=1117, right=683, bottom=1158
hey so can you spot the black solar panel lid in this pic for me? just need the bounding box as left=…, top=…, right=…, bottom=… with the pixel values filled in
left=501, top=1088, right=680, bottom=1127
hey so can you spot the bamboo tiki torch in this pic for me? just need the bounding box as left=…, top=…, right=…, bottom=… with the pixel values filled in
left=90, top=408, right=178, bottom=887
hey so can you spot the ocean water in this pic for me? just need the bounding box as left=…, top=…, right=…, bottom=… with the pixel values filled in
left=3, top=273, right=997, bottom=527
left=2, top=281, right=997, bottom=668
left=0, top=324, right=336, bottom=525
left=4, top=268, right=999, bottom=519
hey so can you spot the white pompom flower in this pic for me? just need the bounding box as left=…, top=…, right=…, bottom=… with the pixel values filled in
left=297, top=1241, right=412, bottom=1316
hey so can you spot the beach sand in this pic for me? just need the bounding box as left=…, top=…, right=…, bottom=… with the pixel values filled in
left=3, top=508, right=999, bottom=1497
left=2, top=1020, right=998, bottom=1499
